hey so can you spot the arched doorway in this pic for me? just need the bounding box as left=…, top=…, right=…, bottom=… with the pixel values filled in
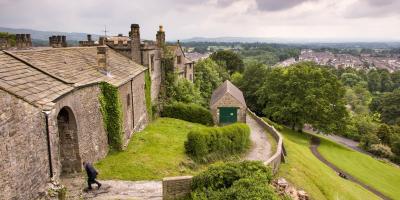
left=57, top=107, right=81, bottom=175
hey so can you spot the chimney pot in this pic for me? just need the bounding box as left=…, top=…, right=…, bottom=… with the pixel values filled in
left=87, top=34, right=92, bottom=42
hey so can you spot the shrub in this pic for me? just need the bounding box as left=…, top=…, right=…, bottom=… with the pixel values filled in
left=185, top=123, right=250, bottom=162
left=368, top=144, right=394, bottom=158
left=191, top=161, right=278, bottom=200
left=161, top=102, right=214, bottom=126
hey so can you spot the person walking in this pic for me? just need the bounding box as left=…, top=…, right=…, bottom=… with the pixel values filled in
left=83, top=161, right=102, bottom=190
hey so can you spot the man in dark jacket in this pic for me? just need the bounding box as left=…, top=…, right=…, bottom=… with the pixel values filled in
left=83, top=161, right=102, bottom=190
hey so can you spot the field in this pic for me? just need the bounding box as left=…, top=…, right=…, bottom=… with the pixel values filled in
left=95, top=118, right=206, bottom=180
left=277, top=127, right=380, bottom=200
left=318, top=137, right=400, bottom=199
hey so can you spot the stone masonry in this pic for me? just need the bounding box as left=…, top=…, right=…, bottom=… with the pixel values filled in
left=162, top=176, right=193, bottom=200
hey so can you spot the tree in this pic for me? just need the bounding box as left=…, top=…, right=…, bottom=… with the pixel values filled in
left=172, top=78, right=203, bottom=105
left=379, top=69, right=393, bottom=92
left=257, top=62, right=348, bottom=132
left=239, top=62, right=269, bottom=115
left=380, top=89, right=400, bottom=125
left=194, top=58, right=223, bottom=104
left=210, top=50, right=244, bottom=73
left=341, top=73, right=361, bottom=87
left=367, top=70, right=381, bottom=92
left=230, top=72, right=243, bottom=87
left=377, top=124, right=393, bottom=145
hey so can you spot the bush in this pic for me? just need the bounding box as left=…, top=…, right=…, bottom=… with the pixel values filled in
left=368, top=144, right=394, bottom=158
left=191, top=161, right=278, bottom=200
left=359, top=133, right=380, bottom=150
left=161, top=102, right=214, bottom=126
left=185, top=123, right=250, bottom=162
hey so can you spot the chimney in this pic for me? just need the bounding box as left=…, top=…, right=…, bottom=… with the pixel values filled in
left=61, top=36, right=67, bottom=47
left=49, top=35, right=67, bottom=48
left=99, top=36, right=105, bottom=45
left=97, top=46, right=108, bottom=72
left=130, top=24, right=141, bottom=64
left=15, top=34, right=32, bottom=49
left=87, top=34, right=92, bottom=42
left=156, top=25, right=165, bottom=48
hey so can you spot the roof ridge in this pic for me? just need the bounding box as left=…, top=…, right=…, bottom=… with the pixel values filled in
left=3, top=50, right=74, bottom=85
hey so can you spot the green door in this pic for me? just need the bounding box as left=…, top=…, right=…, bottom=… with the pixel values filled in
left=219, top=107, right=238, bottom=124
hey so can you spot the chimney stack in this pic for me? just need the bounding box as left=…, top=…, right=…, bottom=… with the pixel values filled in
left=156, top=25, right=165, bottom=48
left=99, top=36, right=105, bottom=45
left=15, top=33, right=32, bottom=49
left=49, top=35, right=67, bottom=48
left=130, top=24, right=141, bottom=64
left=97, top=46, right=108, bottom=72
left=87, top=34, right=92, bottom=42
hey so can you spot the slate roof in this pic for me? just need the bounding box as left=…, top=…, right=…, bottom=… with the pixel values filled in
left=210, top=80, right=246, bottom=107
left=0, top=46, right=146, bottom=109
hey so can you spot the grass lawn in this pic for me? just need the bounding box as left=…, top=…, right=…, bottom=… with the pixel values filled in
left=278, top=127, right=380, bottom=200
left=95, top=118, right=206, bottom=181
left=318, top=136, right=400, bottom=199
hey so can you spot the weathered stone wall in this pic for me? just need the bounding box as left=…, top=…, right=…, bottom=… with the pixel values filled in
left=143, top=49, right=162, bottom=101
left=0, top=90, right=49, bottom=200
left=162, top=176, right=193, bottom=200
left=131, top=71, right=148, bottom=131
left=185, top=63, right=194, bottom=82
left=119, top=81, right=134, bottom=142
left=210, top=93, right=247, bottom=125
left=50, top=85, right=109, bottom=176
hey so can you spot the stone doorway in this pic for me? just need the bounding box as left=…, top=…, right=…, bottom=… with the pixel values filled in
left=57, top=107, right=82, bottom=176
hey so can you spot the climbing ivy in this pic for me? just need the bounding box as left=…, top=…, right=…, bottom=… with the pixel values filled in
left=144, top=70, right=153, bottom=120
left=99, top=82, right=124, bottom=151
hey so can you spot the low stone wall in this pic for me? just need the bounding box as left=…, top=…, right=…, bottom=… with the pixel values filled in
left=247, top=109, right=286, bottom=173
left=162, top=176, right=193, bottom=200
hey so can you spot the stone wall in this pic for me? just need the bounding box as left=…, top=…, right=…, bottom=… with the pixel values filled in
left=210, top=93, right=247, bottom=125
left=143, top=49, right=162, bottom=102
left=131, top=72, right=148, bottom=132
left=247, top=109, right=286, bottom=173
left=50, top=85, right=109, bottom=176
left=0, top=90, right=49, bottom=200
left=119, top=81, right=134, bottom=142
left=185, top=63, right=194, bottom=82
left=162, top=176, right=193, bottom=200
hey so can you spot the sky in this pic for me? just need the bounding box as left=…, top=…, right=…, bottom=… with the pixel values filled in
left=0, top=0, right=399, bottom=42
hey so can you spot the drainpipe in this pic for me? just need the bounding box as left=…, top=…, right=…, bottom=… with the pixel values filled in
left=43, top=110, right=53, bottom=178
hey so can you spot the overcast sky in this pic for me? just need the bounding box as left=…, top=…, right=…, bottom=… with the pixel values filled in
left=0, top=0, right=399, bottom=41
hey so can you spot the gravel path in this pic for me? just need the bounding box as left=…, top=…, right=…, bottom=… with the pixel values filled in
left=245, top=114, right=272, bottom=162
left=309, top=137, right=390, bottom=200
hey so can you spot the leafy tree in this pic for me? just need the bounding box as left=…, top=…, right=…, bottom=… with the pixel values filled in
left=230, top=72, right=243, bottom=87
left=239, top=62, right=269, bottom=115
left=380, top=89, right=400, bottom=125
left=368, top=70, right=381, bottom=92
left=379, top=69, right=393, bottom=92
left=210, top=50, right=244, bottom=73
left=257, top=62, right=348, bottom=132
left=194, top=58, right=223, bottom=104
left=391, top=71, right=400, bottom=90
left=341, top=73, right=361, bottom=87
left=377, top=124, right=393, bottom=145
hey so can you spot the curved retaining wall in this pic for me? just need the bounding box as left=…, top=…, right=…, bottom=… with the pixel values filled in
left=247, top=109, right=286, bottom=173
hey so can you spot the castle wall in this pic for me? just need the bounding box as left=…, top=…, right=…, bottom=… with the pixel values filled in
left=0, top=90, right=49, bottom=200
left=118, top=81, right=134, bottom=142
left=50, top=85, right=109, bottom=176
left=131, top=71, right=148, bottom=132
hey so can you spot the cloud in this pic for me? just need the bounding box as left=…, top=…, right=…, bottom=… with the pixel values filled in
left=254, top=0, right=317, bottom=11
left=344, top=0, right=400, bottom=18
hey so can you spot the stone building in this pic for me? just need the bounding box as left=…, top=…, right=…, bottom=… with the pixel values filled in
left=210, top=80, right=247, bottom=125
left=0, top=45, right=147, bottom=200
left=166, top=41, right=195, bottom=82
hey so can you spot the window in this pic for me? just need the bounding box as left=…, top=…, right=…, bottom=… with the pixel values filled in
left=150, top=54, right=155, bottom=71
left=177, top=56, right=182, bottom=64
left=127, top=94, right=131, bottom=107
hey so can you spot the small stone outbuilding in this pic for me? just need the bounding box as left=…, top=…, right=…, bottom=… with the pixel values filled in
left=210, top=80, right=247, bottom=125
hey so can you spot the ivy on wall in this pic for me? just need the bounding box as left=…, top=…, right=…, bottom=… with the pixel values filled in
left=99, top=82, right=124, bottom=151
left=144, top=70, right=153, bottom=120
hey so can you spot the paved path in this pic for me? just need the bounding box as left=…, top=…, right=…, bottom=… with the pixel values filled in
left=309, top=137, right=390, bottom=200
left=245, top=114, right=272, bottom=162
left=84, top=180, right=162, bottom=200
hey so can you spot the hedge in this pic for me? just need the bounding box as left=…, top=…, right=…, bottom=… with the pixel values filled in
left=161, top=102, right=214, bottom=126
left=191, top=161, right=278, bottom=200
left=185, top=123, right=250, bottom=162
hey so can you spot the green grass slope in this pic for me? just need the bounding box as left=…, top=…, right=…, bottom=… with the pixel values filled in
left=95, top=118, right=205, bottom=180
left=278, top=127, right=380, bottom=200
left=318, top=137, right=400, bottom=199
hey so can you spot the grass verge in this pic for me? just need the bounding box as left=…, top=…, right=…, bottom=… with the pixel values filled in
left=318, top=136, right=400, bottom=199
left=277, top=127, right=380, bottom=200
left=95, top=118, right=206, bottom=180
